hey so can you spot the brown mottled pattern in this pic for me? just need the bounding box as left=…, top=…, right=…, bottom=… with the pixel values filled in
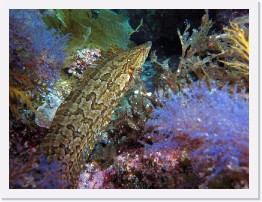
left=40, top=42, right=152, bottom=188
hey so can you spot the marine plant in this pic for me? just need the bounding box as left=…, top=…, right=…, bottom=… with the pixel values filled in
left=9, top=9, right=69, bottom=121
left=9, top=156, right=70, bottom=188
left=176, top=10, right=212, bottom=84
left=150, top=11, right=249, bottom=96
left=218, top=20, right=249, bottom=76
left=42, top=9, right=134, bottom=52
left=142, top=81, right=249, bottom=187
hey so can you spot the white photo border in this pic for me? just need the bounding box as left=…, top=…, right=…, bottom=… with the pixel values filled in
left=1, top=0, right=259, bottom=199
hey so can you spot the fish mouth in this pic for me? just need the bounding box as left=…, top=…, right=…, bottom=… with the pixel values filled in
left=140, top=41, right=152, bottom=57
left=145, top=41, right=152, bottom=47
left=144, top=41, right=152, bottom=58
left=144, top=41, right=152, bottom=52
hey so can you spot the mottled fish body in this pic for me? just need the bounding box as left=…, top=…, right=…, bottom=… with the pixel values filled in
left=40, top=42, right=152, bottom=188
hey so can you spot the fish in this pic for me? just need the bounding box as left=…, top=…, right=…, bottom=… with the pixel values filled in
left=40, top=42, right=152, bottom=188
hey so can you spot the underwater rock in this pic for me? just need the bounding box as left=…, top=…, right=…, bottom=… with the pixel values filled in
left=35, top=93, right=63, bottom=128
left=66, top=48, right=101, bottom=79
left=78, top=147, right=200, bottom=189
